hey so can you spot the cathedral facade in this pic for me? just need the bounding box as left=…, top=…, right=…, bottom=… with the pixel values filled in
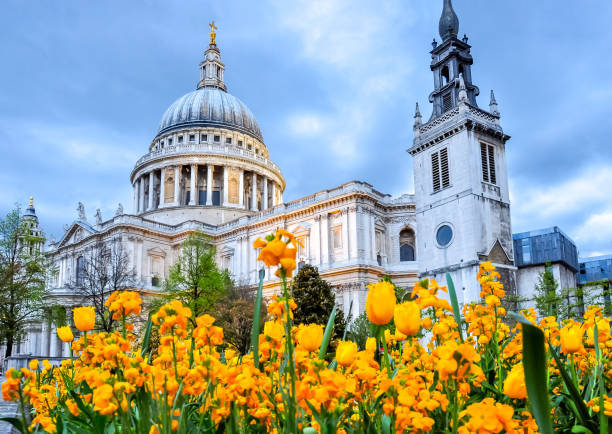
left=11, top=0, right=516, bottom=360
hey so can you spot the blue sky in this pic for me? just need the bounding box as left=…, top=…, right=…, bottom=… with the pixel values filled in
left=1, top=0, right=612, bottom=257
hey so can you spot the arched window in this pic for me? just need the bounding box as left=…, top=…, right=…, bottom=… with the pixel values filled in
left=400, top=244, right=415, bottom=262
left=441, top=65, right=450, bottom=86
left=399, top=228, right=416, bottom=262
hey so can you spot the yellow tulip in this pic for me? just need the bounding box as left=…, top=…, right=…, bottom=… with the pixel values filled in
left=365, top=337, right=377, bottom=353
left=366, top=281, right=396, bottom=325
left=560, top=323, right=584, bottom=354
left=503, top=363, right=527, bottom=399
left=394, top=301, right=421, bottom=337
left=73, top=306, right=95, bottom=332
left=336, top=341, right=358, bottom=367
left=57, top=326, right=74, bottom=343
left=297, top=324, right=323, bottom=352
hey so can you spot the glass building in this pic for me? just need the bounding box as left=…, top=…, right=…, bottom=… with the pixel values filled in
left=513, top=227, right=579, bottom=272
left=578, top=254, right=612, bottom=285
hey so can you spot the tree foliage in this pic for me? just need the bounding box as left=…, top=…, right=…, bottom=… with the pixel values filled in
left=534, top=263, right=559, bottom=318
left=347, top=312, right=371, bottom=350
left=75, top=237, right=135, bottom=332
left=0, top=206, right=48, bottom=357
left=162, top=231, right=232, bottom=318
left=212, top=284, right=267, bottom=355
left=290, top=264, right=346, bottom=341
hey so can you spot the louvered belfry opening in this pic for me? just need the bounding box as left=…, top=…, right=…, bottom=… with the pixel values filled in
left=431, top=147, right=450, bottom=192
left=480, top=143, right=496, bottom=184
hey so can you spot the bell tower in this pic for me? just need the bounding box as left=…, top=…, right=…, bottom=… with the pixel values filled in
left=409, top=0, right=516, bottom=304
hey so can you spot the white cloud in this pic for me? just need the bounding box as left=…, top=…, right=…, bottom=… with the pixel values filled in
left=275, top=0, right=416, bottom=164
left=575, top=208, right=612, bottom=244
left=512, top=166, right=612, bottom=220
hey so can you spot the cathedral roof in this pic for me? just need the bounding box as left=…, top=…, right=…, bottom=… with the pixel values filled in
left=156, top=87, right=263, bottom=142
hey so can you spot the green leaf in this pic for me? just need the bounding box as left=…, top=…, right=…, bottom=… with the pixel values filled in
left=140, top=312, right=153, bottom=357
left=595, top=323, right=608, bottom=434
left=251, top=268, right=265, bottom=369
left=0, top=417, right=25, bottom=433
left=381, top=415, right=392, bottom=434
left=572, top=426, right=595, bottom=434
left=548, top=341, right=594, bottom=430
left=319, top=304, right=337, bottom=360
left=342, top=300, right=353, bottom=341
left=303, top=428, right=318, bottom=434
left=446, top=272, right=464, bottom=342
left=509, top=312, right=554, bottom=434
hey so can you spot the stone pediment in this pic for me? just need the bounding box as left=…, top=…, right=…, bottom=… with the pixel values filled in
left=478, top=239, right=513, bottom=265
left=219, top=245, right=234, bottom=255
left=56, top=222, right=98, bottom=248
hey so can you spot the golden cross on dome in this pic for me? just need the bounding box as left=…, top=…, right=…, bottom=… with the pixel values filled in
left=29, top=196, right=33, bottom=207
left=209, top=21, right=217, bottom=45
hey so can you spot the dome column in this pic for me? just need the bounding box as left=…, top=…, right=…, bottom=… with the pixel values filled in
left=223, top=166, right=229, bottom=207
left=132, top=182, right=138, bottom=213
left=189, top=164, right=197, bottom=206
left=251, top=172, right=258, bottom=211
left=173, top=166, right=180, bottom=207
left=271, top=182, right=277, bottom=206
left=148, top=171, right=154, bottom=210
left=206, top=165, right=213, bottom=205
left=159, top=168, right=166, bottom=208
left=139, top=177, right=145, bottom=213
left=239, top=169, right=244, bottom=207
left=263, top=177, right=268, bottom=210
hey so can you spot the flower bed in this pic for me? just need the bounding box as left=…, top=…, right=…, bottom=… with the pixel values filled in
left=2, top=230, right=611, bottom=433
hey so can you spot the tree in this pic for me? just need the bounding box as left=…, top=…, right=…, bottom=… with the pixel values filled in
left=347, top=312, right=371, bottom=350
left=213, top=284, right=267, bottom=355
left=75, top=237, right=136, bottom=332
left=290, top=265, right=346, bottom=341
left=0, top=206, right=48, bottom=357
left=162, top=231, right=231, bottom=318
left=534, top=262, right=559, bottom=318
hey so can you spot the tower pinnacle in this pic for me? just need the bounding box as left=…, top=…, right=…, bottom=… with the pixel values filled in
left=439, top=0, right=459, bottom=41
left=198, top=22, right=227, bottom=91
left=209, top=21, right=218, bottom=46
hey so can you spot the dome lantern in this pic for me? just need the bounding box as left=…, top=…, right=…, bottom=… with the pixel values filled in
left=197, top=21, right=227, bottom=92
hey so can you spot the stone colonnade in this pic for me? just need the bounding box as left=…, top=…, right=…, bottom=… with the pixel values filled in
left=132, top=163, right=282, bottom=214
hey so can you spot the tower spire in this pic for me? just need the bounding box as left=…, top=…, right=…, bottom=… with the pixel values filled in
left=197, top=21, right=227, bottom=91
left=439, top=0, right=459, bottom=41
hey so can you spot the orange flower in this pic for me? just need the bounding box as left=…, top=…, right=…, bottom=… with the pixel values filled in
left=336, top=341, right=358, bottom=367
left=394, top=301, right=421, bottom=336
left=297, top=324, right=324, bottom=352
left=366, top=281, right=396, bottom=325
left=73, top=306, right=95, bottom=332
left=253, top=230, right=302, bottom=277
left=56, top=326, right=74, bottom=343
left=560, top=322, right=584, bottom=354
left=503, top=363, right=527, bottom=399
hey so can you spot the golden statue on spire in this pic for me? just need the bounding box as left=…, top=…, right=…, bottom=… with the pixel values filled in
left=209, top=21, right=218, bottom=45
left=29, top=196, right=33, bottom=207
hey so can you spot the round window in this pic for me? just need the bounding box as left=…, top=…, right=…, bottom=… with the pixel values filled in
left=436, top=225, right=453, bottom=247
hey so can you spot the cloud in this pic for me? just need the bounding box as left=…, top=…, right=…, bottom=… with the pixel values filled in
left=285, top=113, right=326, bottom=137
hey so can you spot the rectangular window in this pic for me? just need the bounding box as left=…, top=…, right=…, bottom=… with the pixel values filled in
left=332, top=226, right=342, bottom=249
left=168, top=138, right=173, bottom=145
left=201, top=134, right=208, bottom=142
left=178, top=136, right=184, bottom=143
left=214, top=135, right=220, bottom=142
left=189, top=134, right=195, bottom=142
left=481, top=143, right=497, bottom=184
left=238, top=140, right=243, bottom=146
left=431, top=147, right=450, bottom=192
left=226, top=137, right=232, bottom=144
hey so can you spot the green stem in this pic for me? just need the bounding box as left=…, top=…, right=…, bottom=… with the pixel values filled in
left=380, top=329, right=392, bottom=376
left=281, top=268, right=298, bottom=432
left=18, top=384, right=28, bottom=434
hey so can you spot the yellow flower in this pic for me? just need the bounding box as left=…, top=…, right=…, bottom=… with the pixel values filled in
left=365, top=337, right=377, bottom=353
left=366, top=281, right=396, bottom=325
left=28, top=359, right=39, bottom=371
left=394, top=301, right=421, bottom=336
left=73, top=306, right=95, bottom=332
left=297, top=324, right=324, bottom=352
left=560, top=322, right=584, bottom=354
left=336, top=341, right=358, bottom=367
left=56, top=326, right=74, bottom=343
left=503, top=363, right=527, bottom=399
left=253, top=230, right=302, bottom=277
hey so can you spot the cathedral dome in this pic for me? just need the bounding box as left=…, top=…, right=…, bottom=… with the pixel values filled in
left=157, top=87, right=263, bottom=142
